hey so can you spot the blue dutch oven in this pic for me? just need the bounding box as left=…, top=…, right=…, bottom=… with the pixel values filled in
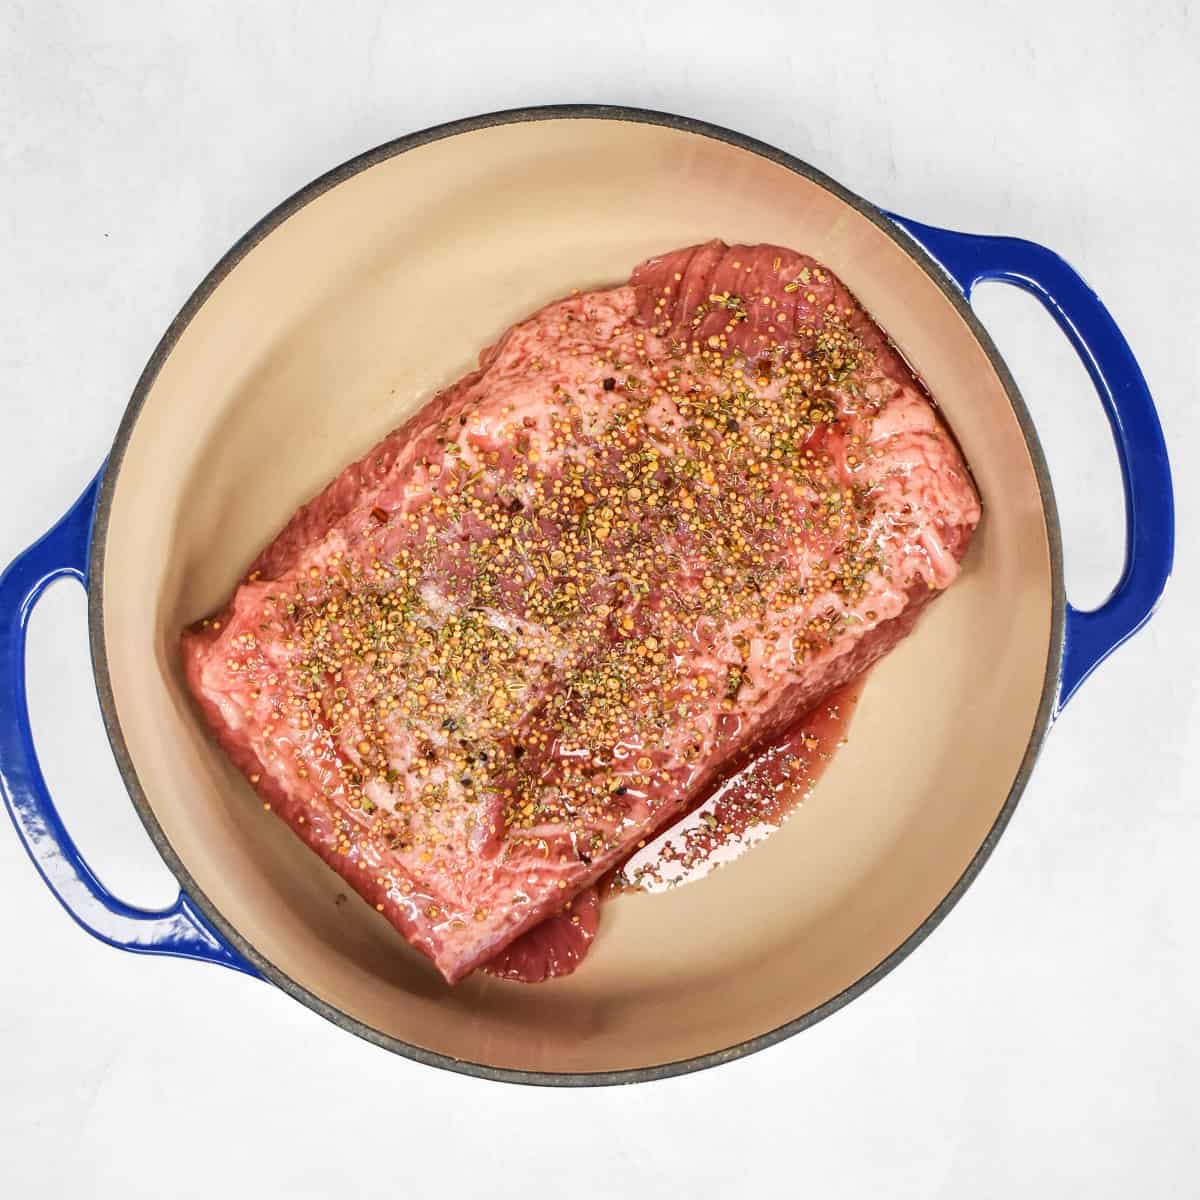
left=0, top=108, right=1175, bottom=1084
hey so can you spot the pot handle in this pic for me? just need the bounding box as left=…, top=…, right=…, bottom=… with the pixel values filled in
left=887, top=214, right=1174, bottom=711
left=0, top=473, right=255, bottom=974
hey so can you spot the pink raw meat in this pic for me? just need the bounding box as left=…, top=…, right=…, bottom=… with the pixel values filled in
left=182, top=241, right=980, bottom=983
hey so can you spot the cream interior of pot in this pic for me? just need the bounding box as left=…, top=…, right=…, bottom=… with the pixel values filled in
left=98, top=117, right=1053, bottom=1074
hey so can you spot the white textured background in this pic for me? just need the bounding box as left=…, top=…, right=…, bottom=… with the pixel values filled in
left=2, top=2, right=1197, bottom=1196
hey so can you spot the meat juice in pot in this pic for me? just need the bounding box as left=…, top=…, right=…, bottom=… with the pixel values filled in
left=483, top=678, right=863, bottom=982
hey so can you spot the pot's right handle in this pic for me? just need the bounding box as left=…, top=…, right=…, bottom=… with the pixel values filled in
left=0, top=474, right=255, bottom=974
left=887, top=214, right=1174, bottom=711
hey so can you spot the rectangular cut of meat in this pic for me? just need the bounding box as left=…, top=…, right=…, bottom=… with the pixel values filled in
left=182, top=241, right=980, bottom=983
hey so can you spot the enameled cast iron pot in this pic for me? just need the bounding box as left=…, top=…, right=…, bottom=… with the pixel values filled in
left=0, top=107, right=1174, bottom=1085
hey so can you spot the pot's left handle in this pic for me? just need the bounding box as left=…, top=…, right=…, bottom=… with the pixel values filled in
left=0, top=473, right=255, bottom=974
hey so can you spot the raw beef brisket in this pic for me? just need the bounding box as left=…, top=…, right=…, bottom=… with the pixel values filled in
left=182, top=241, right=980, bottom=983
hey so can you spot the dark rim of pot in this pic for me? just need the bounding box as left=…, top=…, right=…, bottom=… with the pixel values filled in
left=87, top=104, right=1065, bottom=1087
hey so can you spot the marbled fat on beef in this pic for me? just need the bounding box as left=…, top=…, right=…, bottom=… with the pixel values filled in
left=182, top=241, right=980, bottom=983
